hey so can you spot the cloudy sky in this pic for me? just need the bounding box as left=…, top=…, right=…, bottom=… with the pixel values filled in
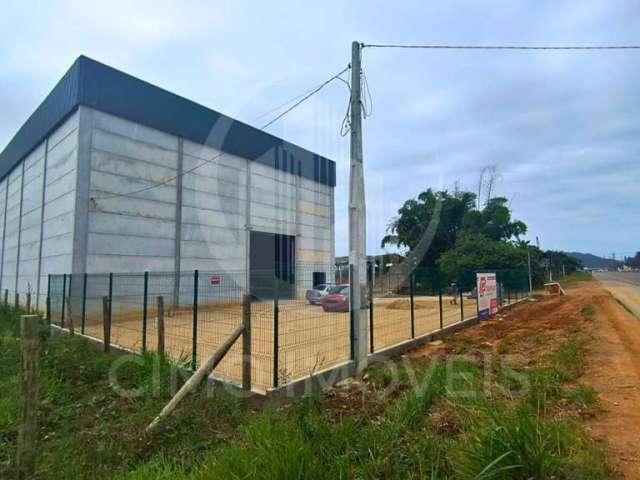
left=1, top=1, right=639, bottom=259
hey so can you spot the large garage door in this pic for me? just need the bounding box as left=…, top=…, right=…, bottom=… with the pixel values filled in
left=249, top=231, right=296, bottom=299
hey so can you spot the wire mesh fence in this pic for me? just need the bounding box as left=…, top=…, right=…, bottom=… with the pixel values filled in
left=45, top=264, right=529, bottom=393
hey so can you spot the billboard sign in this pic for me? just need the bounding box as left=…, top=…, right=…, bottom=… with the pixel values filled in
left=477, top=272, right=498, bottom=320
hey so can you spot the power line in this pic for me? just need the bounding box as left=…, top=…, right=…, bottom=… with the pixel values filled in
left=363, top=43, right=640, bottom=50
left=92, top=65, right=350, bottom=201
left=260, top=66, right=350, bottom=129
left=251, top=69, right=349, bottom=123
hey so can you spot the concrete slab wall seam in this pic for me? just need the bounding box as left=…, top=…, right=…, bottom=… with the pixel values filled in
left=0, top=180, right=7, bottom=294
left=35, top=138, right=49, bottom=309
left=72, top=107, right=94, bottom=275
left=173, top=138, right=184, bottom=305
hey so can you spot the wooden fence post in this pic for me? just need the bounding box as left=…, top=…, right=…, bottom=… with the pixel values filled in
left=242, top=293, right=251, bottom=391
left=157, top=296, right=165, bottom=358
left=66, top=296, right=74, bottom=336
left=102, top=296, right=111, bottom=352
left=145, top=323, right=244, bottom=435
left=16, top=314, right=40, bottom=480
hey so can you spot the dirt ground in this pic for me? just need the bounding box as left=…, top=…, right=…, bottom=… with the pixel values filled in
left=448, top=281, right=640, bottom=479
left=582, top=280, right=640, bottom=479
left=326, top=280, right=640, bottom=478
left=71, top=293, right=481, bottom=392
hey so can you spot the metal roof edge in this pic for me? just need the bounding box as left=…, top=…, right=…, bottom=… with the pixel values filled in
left=0, top=55, right=336, bottom=187
left=0, top=58, right=82, bottom=182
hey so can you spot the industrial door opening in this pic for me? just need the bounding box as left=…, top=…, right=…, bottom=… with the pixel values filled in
left=249, top=231, right=296, bottom=299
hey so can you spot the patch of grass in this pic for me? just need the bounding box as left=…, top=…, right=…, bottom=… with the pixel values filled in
left=567, top=384, right=599, bottom=409
left=561, top=270, right=593, bottom=284
left=0, top=310, right=247, bottom=479
left=581, top=303, right=597, bottom=318
left=0, top=302, right=612, bottom=479
left=453, top=404, right=610, bottom=479
left=553, top=339, right=585, bottom=381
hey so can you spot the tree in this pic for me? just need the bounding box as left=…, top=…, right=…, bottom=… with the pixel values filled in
left=477, top=164, right=501, bottom=209
left=462, top=197, right=527, bottom=241
left=381, top=189, right=476, bottom=267
left=544, top=250, right=582, bottom=276
left=438, top=232, right=527, bottom=286
left=381, top=187, right=527, bottom=268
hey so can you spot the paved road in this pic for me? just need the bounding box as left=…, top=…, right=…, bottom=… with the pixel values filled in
left=594, top=271, right=640, bottom=318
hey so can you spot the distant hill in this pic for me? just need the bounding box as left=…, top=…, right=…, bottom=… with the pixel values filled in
left=567, top=252, right=622, bottom=270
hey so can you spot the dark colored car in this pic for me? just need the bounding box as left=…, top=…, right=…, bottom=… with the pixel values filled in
left=305, top=283, right=335, bottom=305
left=319, top=285, right=350, bottom=312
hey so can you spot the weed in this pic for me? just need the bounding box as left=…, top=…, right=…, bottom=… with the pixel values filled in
left=581, top=303, right=597, bottom=318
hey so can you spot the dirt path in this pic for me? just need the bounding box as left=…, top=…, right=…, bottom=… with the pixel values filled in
left=578, top=281, right=640, bottom=479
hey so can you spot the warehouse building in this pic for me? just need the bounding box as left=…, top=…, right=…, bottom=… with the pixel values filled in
left=0, top=56, right=336, bottom=309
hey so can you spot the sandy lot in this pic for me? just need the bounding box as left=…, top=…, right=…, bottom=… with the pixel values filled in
left=68, top=294, right=484, bottom=392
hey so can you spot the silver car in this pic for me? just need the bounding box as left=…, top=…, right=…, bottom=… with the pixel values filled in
left=305, top=283, right=334, bottom=305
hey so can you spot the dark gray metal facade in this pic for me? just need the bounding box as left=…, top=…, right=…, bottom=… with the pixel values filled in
left=0, top=56, right=336, bottom=186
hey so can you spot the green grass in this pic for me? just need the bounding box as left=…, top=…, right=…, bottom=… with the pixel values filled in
left=561, top=270, right=594, bottom=284
left=0, top=306, right=611, bottom=479
left=581, top=303, right=597, bottom=318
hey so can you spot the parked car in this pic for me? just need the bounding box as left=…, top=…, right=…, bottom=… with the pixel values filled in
left=305, top=283, right=335, bottom=305
left=319, top=285, right=350, bottom=312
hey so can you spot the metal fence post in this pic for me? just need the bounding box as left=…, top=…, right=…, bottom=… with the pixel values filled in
left=81, top=273, right=87, bottom=335
left=273, top=275, right=280, bottom=388
left=438, top=284, right=444, bottom=330
left=410, top=273, right=415, bottom=338
left=15, top=292, right=19, bottom=310
left=142, top=272, right=148, bottom=353
left=102, top=296, right=111, bottom=352
left=243, top=293, right=252, bottom=392
left=26, top=293, right=31, bottom=314
left=157, top=296, right=165, bottom=358
left=108, top=273, right=113, bottom=340
left=4, top=288, right=8, bottom=306
left=192, top=269, right=198, bottom=370
left=349, top=264, right=355, bottom=361
left=460, top=290, right=464, bottom=322
left=66, top=295, right=74, bottom=335
left=369, top=266, right=374, bottom=354
left=46, top=275, right=51, bottom=324
left=61, top=273, right=67, bottom=327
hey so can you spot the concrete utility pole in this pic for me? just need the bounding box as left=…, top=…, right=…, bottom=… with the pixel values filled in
left=349, top=41, right=368, bottom=372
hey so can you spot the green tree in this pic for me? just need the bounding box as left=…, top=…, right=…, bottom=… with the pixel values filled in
left=438, top=232, right=527, bottom=285
left=381, top=189, right=476, bottom=267
left=544, top=250, right=582, bottom=277
left=463, top=197, right=527, bottom=241
left=381, top=189, right=527, bottom=267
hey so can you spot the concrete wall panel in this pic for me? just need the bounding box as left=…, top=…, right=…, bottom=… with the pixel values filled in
left=1, top=167, right=22, bottom=297
left=86, top=111, right=178, bottom=274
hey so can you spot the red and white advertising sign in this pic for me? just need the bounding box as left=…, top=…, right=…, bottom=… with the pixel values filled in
left=476, top=272, right=498, bottom=319
left=210, top=275, right=221, bottom=286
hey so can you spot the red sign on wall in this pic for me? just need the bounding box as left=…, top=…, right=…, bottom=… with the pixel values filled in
left=210, top=275, right=221, bottom=285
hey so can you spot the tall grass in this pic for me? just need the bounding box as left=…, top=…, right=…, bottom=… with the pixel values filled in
left=0, top=305, right=611, bottom=479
